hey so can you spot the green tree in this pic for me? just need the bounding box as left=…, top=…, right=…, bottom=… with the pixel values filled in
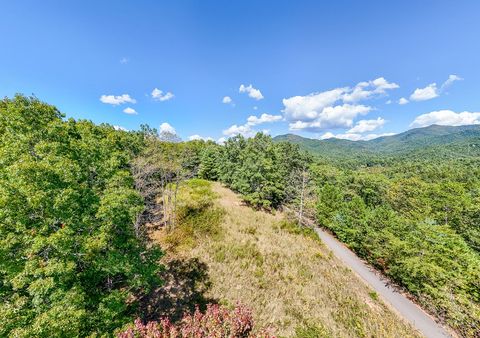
left=0, top=95, right=163, bottom=337
left=198, top=144, right=221, bottom=181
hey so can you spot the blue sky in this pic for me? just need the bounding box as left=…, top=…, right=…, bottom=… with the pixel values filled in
left=2, top=1, right=480, bottom=142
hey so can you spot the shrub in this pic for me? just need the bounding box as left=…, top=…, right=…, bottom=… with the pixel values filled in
left=117, top=303, right=275, bottom=338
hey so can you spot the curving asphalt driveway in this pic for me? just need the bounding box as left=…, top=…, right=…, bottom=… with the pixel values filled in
left=314, top=227, right=453, bottom=338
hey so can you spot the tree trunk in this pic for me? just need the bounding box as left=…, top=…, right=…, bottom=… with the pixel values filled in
left=298, top=168, right=306, bottom=225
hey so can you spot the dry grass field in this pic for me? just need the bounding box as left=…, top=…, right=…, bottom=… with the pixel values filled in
left=152, top=180, right=421, bottom=337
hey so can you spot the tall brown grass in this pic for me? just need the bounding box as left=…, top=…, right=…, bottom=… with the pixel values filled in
left=153, top=180, right=421, bottom=337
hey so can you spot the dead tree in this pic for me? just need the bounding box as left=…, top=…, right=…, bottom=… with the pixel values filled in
left=285, top=165, right=315, bottom=226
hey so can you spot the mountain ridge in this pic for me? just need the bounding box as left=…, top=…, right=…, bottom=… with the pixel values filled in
left=273, top=124, right=480, bottom=158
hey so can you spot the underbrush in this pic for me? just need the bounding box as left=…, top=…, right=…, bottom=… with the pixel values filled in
left=181, top=183, right=420, bottom=337
left=293, top=324, right=330, bottom=338
left=161, top=179, right=225, bottom=251
left=274, top=219, right=321, bottom=243
left=150, top=182, right=419, bottom=337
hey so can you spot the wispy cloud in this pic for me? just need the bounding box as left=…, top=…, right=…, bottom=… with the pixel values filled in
left=408, top=74, right=462, bottom=103
left=440, top=74, right=463, bottom=91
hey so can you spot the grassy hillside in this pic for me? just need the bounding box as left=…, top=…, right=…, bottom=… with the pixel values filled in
left=273, top=124, right=480, bottom=162
left=151, top=179, right=420, bottom=337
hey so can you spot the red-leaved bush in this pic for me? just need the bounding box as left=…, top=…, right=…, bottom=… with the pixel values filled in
left=118, top=304, right=275, bottom=338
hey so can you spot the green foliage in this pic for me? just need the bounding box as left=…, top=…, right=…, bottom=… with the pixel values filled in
left=294, top=323, right=330, bottom=338
left=315, top=159, right=480, bottom=335
left=209, top=133, right=308, bottom=208
left=273, top=124, right=480, bottom=166
left=274, top=220, right=320, bottom=243
left=0, top=95, right=163, bottom=337
left=162, top=179, right=225, bottom=250
left=198, top=144, right=220, bottom=180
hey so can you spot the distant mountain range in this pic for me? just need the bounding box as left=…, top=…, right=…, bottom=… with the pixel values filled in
left=273, top=124, right=480, bottom=160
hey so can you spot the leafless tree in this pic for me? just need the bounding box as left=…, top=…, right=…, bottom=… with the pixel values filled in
left=132, top=138, right=196, bottom=237
left=285, top=165, right=316, bottom=226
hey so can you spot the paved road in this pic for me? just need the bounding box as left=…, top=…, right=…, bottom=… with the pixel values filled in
left=314, top=227, right=453, bottom=338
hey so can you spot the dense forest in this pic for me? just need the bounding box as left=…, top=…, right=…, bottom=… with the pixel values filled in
left=0, top=95, right=165, bottom=336
left=198, top=129, right=480, bottom=336
left=1, top=95, right=479, bottom=337
left=274, top=124, right=480, bottom=164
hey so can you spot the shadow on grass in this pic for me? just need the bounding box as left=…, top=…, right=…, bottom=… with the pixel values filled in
left=139, top=257, right=216, bottom=322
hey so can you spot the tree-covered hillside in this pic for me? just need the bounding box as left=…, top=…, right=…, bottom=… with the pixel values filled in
left=2, top=94, right=480, bottom=337
left=273, top=124, right=480, bottom=164
left=200, top=128, right=480, bottom=337
left=0, top=95, right=163, bottom=336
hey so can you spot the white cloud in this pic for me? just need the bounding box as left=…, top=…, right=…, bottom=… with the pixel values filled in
left=335, top=133, right=365, bottom=141
left=152, top=88, right=174, bottom=101
left=372, top=77, right=400, bottom=91
left=217, top=137, right=226, bottom=145
left=362, top=132, right=396, bottom=140
left=319, top=132, right=363, bottom=141
left=113, top=125, right=128, bottom=131
left=222, top=96, right=232, bottom=104
left=410, top=83, right=438, bottom=101
left=239, top=84, right=264, bottom=100
left=253, top=106, right=258, bottom=110
left=159, top=122, right=176, bottom=134
left=282, top=77, right=398, bottom=132
left=247, top=113, right=282, bottom=126
left=386, top=100, right=392, bottom=104
left=123, top=107, right=137, bottom=115
left=188, top=134, right=214, bottom=141
left=222, top=124, right=254, bottom=137
left=343, top=77, right=399, bottom=102
left=320, top=131, right=395, bottom=141
left=408, top=75, right=462, bottom=102
left=288, top=104, right=371, bottom=132
left=398, top=97, right=409, bottom=105
left=320, top=132, right=336, bottom=140
left=222, top=113, right=281, bottom=138
left=100, top=94, right=136, bottom=105
left=441, top=74, right=463, bottom=91
left=410, top=110, right=480, bottom=128
left=347, top=117, right=385, bottom=133
left=283, top=88, right=347, bottom=121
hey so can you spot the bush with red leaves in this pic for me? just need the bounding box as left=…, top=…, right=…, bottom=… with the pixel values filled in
left=117, top=304, right=275, bottom=338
